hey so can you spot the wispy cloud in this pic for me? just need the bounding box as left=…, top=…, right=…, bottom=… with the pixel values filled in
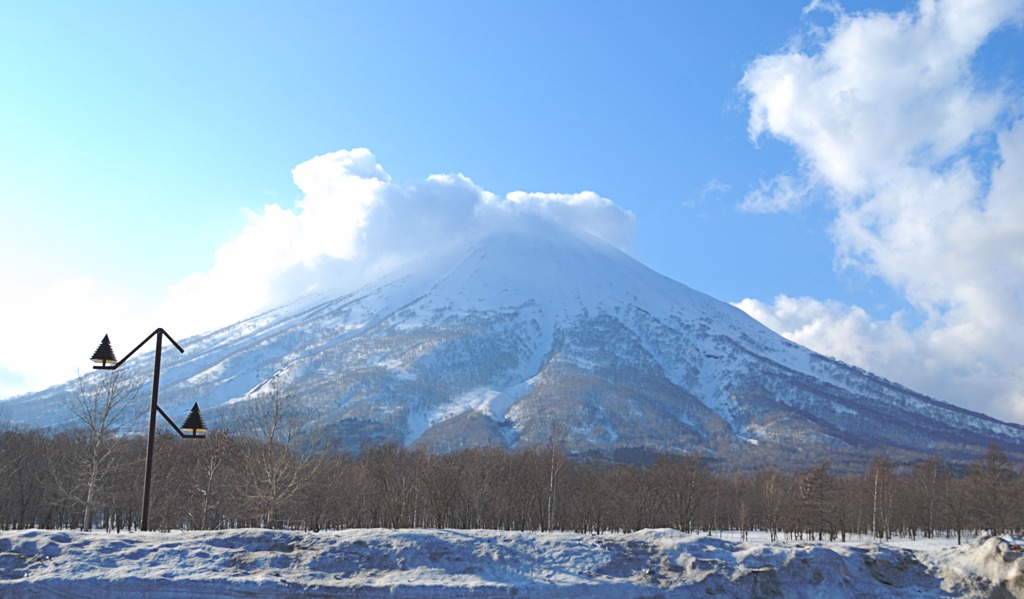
left=738, top=0, right=1024, bottom=421
left=740, top=173, right=814, bottom=213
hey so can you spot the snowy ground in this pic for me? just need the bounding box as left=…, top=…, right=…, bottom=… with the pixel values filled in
left=2, top=527, right=1023, bottom=598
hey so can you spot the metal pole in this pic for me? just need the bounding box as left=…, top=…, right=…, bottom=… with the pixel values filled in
left=140, top=330, right=163, bottom=531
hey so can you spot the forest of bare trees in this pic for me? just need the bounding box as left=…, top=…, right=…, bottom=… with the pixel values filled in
left=2, top=420, right=1021, bottom=541
left=1, top=373, right=1021, bottom=539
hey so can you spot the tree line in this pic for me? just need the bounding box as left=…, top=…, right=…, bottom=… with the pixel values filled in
left=0, top=376, right=1020, bottom=541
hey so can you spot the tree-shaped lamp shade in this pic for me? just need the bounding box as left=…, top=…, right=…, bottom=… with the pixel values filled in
left=91, top=335, right=118, bottom=368
left=181, top=403, right=207, bottom=437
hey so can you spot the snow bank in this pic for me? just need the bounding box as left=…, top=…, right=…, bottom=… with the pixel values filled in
left=1, top=528, right=1021, bottom=598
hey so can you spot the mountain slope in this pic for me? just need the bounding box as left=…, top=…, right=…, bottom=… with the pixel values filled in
left=6, top=225, right=1024, bottom=464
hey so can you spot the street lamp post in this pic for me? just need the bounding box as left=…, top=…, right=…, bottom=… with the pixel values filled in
left=91, top=328, right=206, bottom=531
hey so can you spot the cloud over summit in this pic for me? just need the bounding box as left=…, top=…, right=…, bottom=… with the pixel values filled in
left=161, top=148, right=636, bottom=336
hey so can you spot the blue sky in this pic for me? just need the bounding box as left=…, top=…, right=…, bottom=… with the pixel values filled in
left=3, top=0, right=1024, bottom=423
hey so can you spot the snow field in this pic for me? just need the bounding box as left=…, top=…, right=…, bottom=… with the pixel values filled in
left=2, top=527, right=1023, bottom=598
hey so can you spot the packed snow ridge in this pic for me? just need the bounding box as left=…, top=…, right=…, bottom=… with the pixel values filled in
left=3, top=528, right=1024, bottom=598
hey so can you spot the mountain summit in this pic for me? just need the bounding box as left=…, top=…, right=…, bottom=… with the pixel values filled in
left=8, top=226, right=1024, bottom=465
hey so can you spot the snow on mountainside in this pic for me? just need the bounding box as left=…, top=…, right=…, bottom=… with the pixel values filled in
left=5, top=224, right=1024, bottom=464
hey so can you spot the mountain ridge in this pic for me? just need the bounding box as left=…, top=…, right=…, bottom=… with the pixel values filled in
left=5, top=226, right=1023, bottom=466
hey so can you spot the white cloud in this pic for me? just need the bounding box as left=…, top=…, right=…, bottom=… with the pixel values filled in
left=739, top=0, right=1024, bottom=421
left=159, top=149, right=392, bottom=334
left=740, top=173, right=814, bottom=213
left=743, top=0, right=1014, bottom=198
left=735, top=294, right=1024, bottom=423
left=495, top=190, right=635, bottom=253
left=158, top=148, right=635, bottom=338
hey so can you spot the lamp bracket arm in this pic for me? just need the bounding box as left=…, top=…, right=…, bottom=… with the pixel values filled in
left=92, top=328, right=185, bottom=370
left=155, top=404, right=202, bottom=439
left=159, top=328, right=185, bottom=354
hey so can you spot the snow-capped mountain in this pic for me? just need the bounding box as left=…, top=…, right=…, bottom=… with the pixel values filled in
left=7, top=224, right=1024, bottom=464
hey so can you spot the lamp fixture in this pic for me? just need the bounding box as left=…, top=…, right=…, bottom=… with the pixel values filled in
left=181, top=403, right=207, bottom=437
left=90, top=335, right=118, bottom=368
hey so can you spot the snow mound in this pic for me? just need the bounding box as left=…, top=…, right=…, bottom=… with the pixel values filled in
left=937, top=535, right=1024, bottom=598
left=2, top=528, right=1022, bottom=597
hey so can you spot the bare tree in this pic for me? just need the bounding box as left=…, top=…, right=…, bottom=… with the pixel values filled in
left=502, top=449, right=548, bottom=531
left=303, top=451, right=359, bottom=530
left=356, top=442, right=419, bottom=527
left=559, top=461, right=611, bottom=533
left=417, top=451, right=465, bottom=528
left=655, top=454, right=710, bottom=533
left=968, top=443, right=1018, bottom=535
left=756, top=469, right=788, bottom=542
left=798, top=460, right=837, bottom=541
left=188, top=432, right=232, bottom=529
left=910, top=456, right=946, bottom=538
left=620, top=464, right=661, bottom=532
left=230, top=384, right=320, bottom=527
left=0, top=423, right=14, bottom=510
left=452, top=447, right=506, bottom=529
left=58, top=370, right=144, bottom=530
left=545, top=423, right=567, bottom=531
left=148, top=430, right=234, bottom=530
left=868, top=454, right=896, bottom=540
left=944, top=475, right=970, bottom=544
